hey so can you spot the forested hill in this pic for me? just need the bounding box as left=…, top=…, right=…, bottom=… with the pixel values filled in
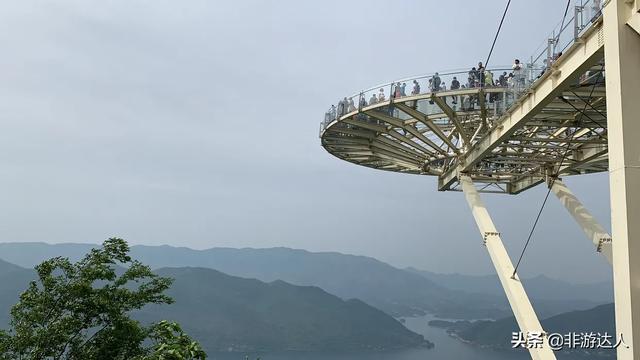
left=0, top=260, right=432, bottom=353
left=430, top=303, right=615, bottom=355
left=137, top=267, right=433, bottom=352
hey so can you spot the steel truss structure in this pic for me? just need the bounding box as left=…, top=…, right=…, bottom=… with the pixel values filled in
left=319, top=0, right=640, bottom=359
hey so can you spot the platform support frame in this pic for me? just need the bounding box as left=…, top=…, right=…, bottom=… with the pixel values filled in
left=460, top=175, right=556, bottom=360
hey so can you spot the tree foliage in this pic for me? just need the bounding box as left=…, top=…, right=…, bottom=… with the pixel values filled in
left=0, top=238, right=206, bottom=360
left=136, top=320, right=206, bottom=360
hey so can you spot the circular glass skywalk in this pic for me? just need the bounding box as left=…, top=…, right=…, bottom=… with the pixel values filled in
left=320, top=65, right=607, bottom=194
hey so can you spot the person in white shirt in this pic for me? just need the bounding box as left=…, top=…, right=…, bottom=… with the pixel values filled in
left=347, top=97, right=356, bottom=112
left=512, top=59, right=525, bottom=90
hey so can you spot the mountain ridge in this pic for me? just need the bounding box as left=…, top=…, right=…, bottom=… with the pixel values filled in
left=0, top=242, right=610, bottom=319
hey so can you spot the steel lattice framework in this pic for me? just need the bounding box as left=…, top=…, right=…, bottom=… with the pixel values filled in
left=320, top=59, right=607, bottom=194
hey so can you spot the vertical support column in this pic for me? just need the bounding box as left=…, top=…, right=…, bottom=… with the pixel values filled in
left=603, top=0, right=640, bottom=358
left=550, top=179, right=612, bottom=264
left=460, top=176, right=556, bottom=360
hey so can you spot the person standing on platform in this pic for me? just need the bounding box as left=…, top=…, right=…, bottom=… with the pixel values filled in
left=411, top=80, right=420, bottom=95
left=499, top=72, right=507, bottom=87
left=432, top=72, right=441, bottom=92
left=512, top=59, right=524, bottom=91
left=347, top=97, right=356, bottom=112
left=359, top=96, right=367, bottom=108
left=451, top=76, right=460, bottom=104
left=378, top=88, right=386, bottom=101
left=393, top=82, right=402, bottom=99
left=468, top=67, right=478, bottom=87
left=477, top=61, right=485, bottom=87
left=337, top=97, right=346, bottom=116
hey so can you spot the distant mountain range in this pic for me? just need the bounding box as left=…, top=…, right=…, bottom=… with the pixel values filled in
left=407, top=267, right=613, bottom=304
left=0, top=242, right=618, bottom=355
left=0, top=242, right=510, bottom=319
left=0, top=242, right=611, bottom=320
left=429, top=303, right=615, bottom=358
left=0, top=260, right=431, bottom=353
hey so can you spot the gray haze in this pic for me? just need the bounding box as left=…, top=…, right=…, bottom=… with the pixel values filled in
left=0, top=1, right=612, bottom=283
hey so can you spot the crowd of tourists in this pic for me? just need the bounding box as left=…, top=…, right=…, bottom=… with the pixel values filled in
left=324, top=58, right=532, bottom=123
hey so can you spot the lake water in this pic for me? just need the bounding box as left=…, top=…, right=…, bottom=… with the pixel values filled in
left=205, top=314, right=555, bottom=360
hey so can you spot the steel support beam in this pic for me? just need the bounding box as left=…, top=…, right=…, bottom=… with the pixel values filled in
left=431, top=94, right=470, bottom=145
left=460, top=176, right=556, bottom=360
left=364, top=110, right=446, bottom=154
left=439, top=22, right=605, bottom=191
left=603, top=0, right=640, bottom=358
left=394, top=103, right=459, bottom=152
left=627, top=10, right=640, bottom=36
left=550, top=179, right=612, bottom=264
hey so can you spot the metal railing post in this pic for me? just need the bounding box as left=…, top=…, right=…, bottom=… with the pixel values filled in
left=574, top=6, right=581, bottom=41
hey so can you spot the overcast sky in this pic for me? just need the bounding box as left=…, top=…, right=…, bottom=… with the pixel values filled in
left=0, top=0, right=612, bottom=283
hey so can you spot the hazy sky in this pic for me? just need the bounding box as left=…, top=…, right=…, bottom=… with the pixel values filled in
left=0, top=0, right=612, bottom=283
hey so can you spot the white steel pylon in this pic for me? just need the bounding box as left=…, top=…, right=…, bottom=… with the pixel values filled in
left=603, top=0, right=640, bottom=358
left=460, top=175, right=556, bottom=360
left=550, top=179, right=613, bottom=264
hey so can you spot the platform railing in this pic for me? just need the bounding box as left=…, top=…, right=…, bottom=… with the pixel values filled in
left=320, top=66, right=541, bottom=135
left=527, top=0, right=603, bottom=78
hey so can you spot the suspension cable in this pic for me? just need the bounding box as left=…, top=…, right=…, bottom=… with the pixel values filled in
left=553, top=0, right=573, bottom=55
left=485, top=0, right=512, bottom=68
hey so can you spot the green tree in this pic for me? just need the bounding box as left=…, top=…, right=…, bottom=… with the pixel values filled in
left=0, top=238, right=206, bottom=360
left=137, top=321, right=206, bottom=360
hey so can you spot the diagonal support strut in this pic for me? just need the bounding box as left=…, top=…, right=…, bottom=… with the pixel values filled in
left=460, top=175, right=556, bottom=360
left=549, top=179, right=612, bottom=264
